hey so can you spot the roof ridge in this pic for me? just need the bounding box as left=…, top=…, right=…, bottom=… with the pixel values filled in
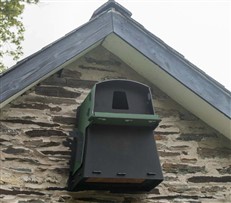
left=90, top=0, right=132, bottom=20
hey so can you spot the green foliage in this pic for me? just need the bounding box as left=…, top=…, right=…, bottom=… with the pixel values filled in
left=0, top=0, right=39, bottom=73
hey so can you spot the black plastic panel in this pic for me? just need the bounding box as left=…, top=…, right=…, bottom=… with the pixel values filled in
left=70, top=124, right=163, bottom=192
left=94, top=80, right=154, bottom=114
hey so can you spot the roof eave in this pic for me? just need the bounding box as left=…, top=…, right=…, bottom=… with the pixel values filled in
left=100, top=11, right=230, bottom=139
left=109, top=11, right=231, bottom=119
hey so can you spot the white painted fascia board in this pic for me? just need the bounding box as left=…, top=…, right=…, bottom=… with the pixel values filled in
left=102, top=33, right=231, bottom=140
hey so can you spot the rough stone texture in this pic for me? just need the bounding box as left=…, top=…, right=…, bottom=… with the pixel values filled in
left=0, top=46, right=231, bottom=203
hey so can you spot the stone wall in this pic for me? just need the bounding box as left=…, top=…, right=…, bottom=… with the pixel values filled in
left=0, top=46, right=230, bottom=203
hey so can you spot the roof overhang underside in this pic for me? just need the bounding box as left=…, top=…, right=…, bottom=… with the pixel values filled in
left=0, top=10, right=230, bottom=139
left=102, top=33, right=231, bottom=140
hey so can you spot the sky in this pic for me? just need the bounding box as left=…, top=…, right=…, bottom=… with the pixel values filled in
left=4, top=0, right=231, bottom=90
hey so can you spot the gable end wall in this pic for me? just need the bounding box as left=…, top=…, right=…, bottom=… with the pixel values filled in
left=1, top=46, right=230, bottom=203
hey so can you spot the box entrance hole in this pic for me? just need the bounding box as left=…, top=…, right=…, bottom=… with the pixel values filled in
left=112, top=91, right=129, bottom=110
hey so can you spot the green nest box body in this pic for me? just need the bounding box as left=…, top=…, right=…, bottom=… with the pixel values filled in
left=69, top=80, right=163, bottom=192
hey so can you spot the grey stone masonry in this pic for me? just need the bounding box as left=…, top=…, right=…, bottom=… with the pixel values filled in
left=0, top=46, right=230, bottom=203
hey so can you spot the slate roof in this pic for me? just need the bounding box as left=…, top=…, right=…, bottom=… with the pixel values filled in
left=0, top=0, right=230, bottom=138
